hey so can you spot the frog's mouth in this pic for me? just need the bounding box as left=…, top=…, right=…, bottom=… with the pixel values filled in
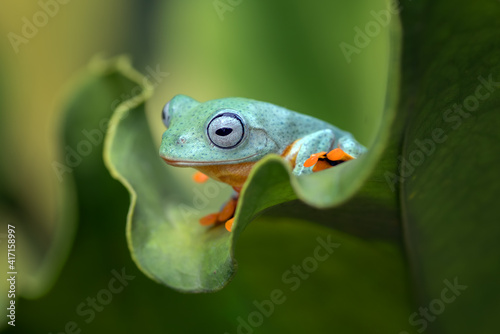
left=161, top=152, right=261, bottom=167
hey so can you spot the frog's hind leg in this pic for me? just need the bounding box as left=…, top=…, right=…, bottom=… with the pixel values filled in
left=199, top=190, right=239, bottom=232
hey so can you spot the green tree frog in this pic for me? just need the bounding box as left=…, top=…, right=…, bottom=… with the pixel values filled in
left=159, top=95, right=366, bottom=231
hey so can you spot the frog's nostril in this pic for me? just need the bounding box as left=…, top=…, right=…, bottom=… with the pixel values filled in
left=178, top=136, right=186, bottom=145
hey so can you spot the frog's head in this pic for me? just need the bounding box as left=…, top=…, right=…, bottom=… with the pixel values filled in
left=159, top=95, right=279, bottom=166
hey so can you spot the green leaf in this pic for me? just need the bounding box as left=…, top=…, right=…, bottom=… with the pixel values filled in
left=105, top=62, right=238, bottom=292
left=105, top=0, right=500, bottom=330
left=102, top=53, right=413, bottom=330
left=399, top=1, right=500, bottom=332
left=104, top=8, right=403, bottom=293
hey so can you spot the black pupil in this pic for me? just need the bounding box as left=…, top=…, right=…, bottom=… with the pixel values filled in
left=216, top=128, right=233, bottom=136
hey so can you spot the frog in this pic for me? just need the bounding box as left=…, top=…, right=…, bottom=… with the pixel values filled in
left=159, top=95, right=366, bottom=231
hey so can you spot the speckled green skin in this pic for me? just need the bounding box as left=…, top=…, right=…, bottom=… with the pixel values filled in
left=159, top=95, right=366, bottom=175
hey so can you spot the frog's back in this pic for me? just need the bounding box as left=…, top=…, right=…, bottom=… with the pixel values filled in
left=247, top=99, right=357, bottom=153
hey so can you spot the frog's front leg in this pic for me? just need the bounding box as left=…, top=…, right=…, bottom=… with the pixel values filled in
left=288, top=129, right=336, bottom=176
left=337, top=135, right=366, bottom=158
left=288, top=130, right=365, bottom=176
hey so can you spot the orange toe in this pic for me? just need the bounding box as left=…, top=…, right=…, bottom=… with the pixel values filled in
left=225, top=218, right=235, bottom=232
left=193, top=171, right=209, bottom=183
left=218, top=198, right=237, bottom=222
left=312, top=160, right=332, bottom=172
left=303, top=156, right=318, bottom=168
left=199, top=213, right=218, bottom=226
left=303, top=151, right=327, bottom=168
left=326, top=148, right=354, bottom=161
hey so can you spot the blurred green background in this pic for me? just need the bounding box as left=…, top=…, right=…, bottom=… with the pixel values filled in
left=0, top=0, right=414, bottom=333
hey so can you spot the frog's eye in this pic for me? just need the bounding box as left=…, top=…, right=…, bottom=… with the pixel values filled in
left=207, top=113, right=245, bottom=149
left=162, top=102, right=171, bottom=128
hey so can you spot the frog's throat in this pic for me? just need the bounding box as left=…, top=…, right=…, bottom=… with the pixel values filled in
left=195, top=162, right=256, bottom=188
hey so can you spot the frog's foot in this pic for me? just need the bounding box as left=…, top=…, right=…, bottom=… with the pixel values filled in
left=303, top=148, right=355, bottom=172
left=225, top=218, right=235, bottom=232
left=199, top=197, right=238, bottom=232
left=193, top=171, right=209, bottom=183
